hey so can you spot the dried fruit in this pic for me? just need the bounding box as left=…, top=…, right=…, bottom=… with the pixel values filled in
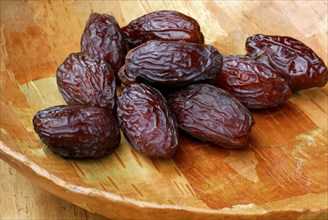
left=81, top=13, right=126, bottom=73
left=122, top=10, right=204, bottom=48
left=117, top=83, right=178, bottom=158
left=214, top=55, right=291, bottom=109
left=168, top=84, right=254, bottom=149
left=118, top=40, right=222, bottom=88
left=56, top=52, right=116, bottom=110
left=246, top=34, right=328, bottom=91
left=33, top=105, right=120, bottom=158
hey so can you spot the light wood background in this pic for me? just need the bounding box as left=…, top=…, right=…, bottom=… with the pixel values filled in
left=0, top=159, right=108, bottom=219
left=1, top=0, right=327, bottom=219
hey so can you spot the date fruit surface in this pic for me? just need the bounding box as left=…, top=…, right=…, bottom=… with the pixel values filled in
left=56, top=52, right=116, bottom=110
left=118, top=40, right=222, bottom=88
left=33, top=105, right=121, bottom=158
left=81, top=13, right=126, bottom=73
left=122, top=10, right=204, bottom=48
left=168, top=84, right=254, bottom=149
left=246, top=34, right=328, bottom=91
left=117, top=83, right=178, bottom=158
left=214, top=55, right=291, bottom=109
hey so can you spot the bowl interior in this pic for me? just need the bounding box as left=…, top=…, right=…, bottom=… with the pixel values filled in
left=1, top=1, right=327, bottom=219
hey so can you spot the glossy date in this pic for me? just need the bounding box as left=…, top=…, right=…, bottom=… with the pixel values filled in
left=214, top=55, right=291, bottom=109
left=246, top=34, right=328, bottom=91
left=118, top=40, right=222, bottom=88
left=168, top=84, right=254, bottom=149
left=56, top=52, right=116, bottom=110
left=33, top=105, right=121, bottom=158
left=121, top=10, right=204, bottom=48
left=117, top=83, right=178, bottom=158
left=81, top=13, right=126, bottom=73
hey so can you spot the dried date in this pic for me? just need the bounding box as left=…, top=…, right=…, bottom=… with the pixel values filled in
left=122, top=10, right=204, bottom=48
left=56, top=52, right=116, bottom=110
left=118, top=40, right=222, bottom=88
left=168, top=84, right=254, bottom=149
left=81, top=13, right=126, bottom=73
left=246, top=34, right=328, bottom=91
left=214, top=55, right=291, bottom=109
left=33, top=105, right=121, bottom=158
left=117, top=83, right=178, bottom=158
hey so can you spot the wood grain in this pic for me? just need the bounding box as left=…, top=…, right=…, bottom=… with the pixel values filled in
left=0, top=1, right=327, bottom=219
left=0, top=159, right=108, bottom=220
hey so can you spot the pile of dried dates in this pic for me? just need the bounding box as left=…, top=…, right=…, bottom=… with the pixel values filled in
left=33, top=10, right=328, bottom=158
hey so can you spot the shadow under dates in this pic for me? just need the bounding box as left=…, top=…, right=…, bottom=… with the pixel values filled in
left=250, top=101, right=317, bottom=146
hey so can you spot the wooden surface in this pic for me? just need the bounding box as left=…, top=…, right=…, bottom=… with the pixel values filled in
left=0, top=1, right=327, bottom=219
left=0, top=159, right=108, bottom=220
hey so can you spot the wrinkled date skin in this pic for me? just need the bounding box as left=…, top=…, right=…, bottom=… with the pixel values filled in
left=33, top=105, right=121, bottom=158
left=168, top=84, right=254, bottom=149
left=214, top=55, right=291, bottom=109
left=246, top=34, right=328, bottom=91
left=81, top=13, right=126, bottom=73
left=117, top=83, right=178, bottom=158
left=118, top=40, right=222, bottom=88
left=121, top=10, right=204, bottom=48
left=56, top=52, right=116, bottom=110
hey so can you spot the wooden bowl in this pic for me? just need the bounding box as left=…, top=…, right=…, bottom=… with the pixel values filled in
left=1, top=1, right=327, bottom=219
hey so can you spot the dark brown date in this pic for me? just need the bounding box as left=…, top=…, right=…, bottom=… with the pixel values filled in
left=246, top=34, right=328, bottom=91
left=118, top=40, right=222, bottom=88
left=56, top=52, right=116, bottom=110
left=81, top=13, right=126, bottom=73
left=121, top=10, right=204, bottom=48
left=117, top=83, right=178, bottom=158
left=214, top=55, right=291, bottom=109
left=168, top=84, right=254, bottom=149
left=33, top=105, right=120, bottom=158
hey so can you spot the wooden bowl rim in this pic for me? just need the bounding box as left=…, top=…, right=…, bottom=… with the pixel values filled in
left=1, top=141, right=323, bottom=219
